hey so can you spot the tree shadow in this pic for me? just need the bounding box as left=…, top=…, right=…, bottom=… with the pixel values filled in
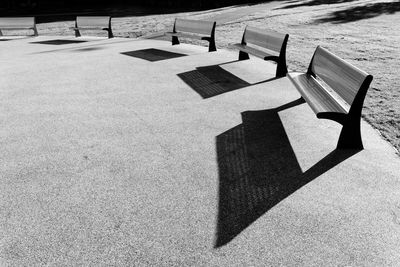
left=215, top=98, right=360, bottom=247
left=314, top=1, right=400, bottom=23
left=277, top=0, right=357, bottom=9
left=178, top=63, right=276, bottom=98
left=5, top=6, right=217, bottom=23
left=2, top=1, right=282, bottom=23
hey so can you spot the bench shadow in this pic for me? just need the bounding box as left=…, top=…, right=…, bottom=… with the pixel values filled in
left=31, top=39, right=87, bottom=45
left=0, top=36, right=35, bottom=41
left=72, top=47, right=104, bottom=52
left=178, top=64, right=276, bottom=98
left=121, top=48, right=187, bottom=62
left=314, top=1, right=400, bottom=24
left=215, top=98, right=359, bottom=248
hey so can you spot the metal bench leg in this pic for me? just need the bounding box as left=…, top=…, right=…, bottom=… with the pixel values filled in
left=172, top=36, right=180, bottom=45
left=75, top=29, right=81, bottom=37
left=275, top=60, right=288, bottom=78
left=107, top=29, right=113, bottom=38
left=208, top=39, right=217, bottom=52
left=33, top=26, right=39, bottom=36
left=239, top=51, right=249, bottom=60
left=337, top=120, right=363, bottom=150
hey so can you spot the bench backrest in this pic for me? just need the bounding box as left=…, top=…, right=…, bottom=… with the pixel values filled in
left=76, top=16, right=111, bottom=28
left=0, top=17, right=36, bottom=28
left=308, top=46, right=372, bottom=106
left=242, top=26, right=288, bottom=54
left=173, top=18, right=216, bottom=36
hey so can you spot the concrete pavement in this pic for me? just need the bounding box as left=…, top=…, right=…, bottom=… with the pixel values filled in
left=1, top=36, right=400, bottom=266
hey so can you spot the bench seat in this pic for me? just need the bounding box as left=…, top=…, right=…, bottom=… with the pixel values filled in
left=230, top=43, right=278, bottom=61
left=72, top=27, right=109, bottom=30
left=165, top=31, right=209, bottom=41
left=287, top=73, right=349, bottom=115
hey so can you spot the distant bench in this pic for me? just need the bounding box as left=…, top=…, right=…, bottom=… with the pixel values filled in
left=165, top=18, right=217, bottom=52
left=0, top=17, right=38, bottom=36
left=72, top=16, right=113, bottom=38
left=230, top=26, right=289, bottom=78
left=287, top=46, right=373, bottom=149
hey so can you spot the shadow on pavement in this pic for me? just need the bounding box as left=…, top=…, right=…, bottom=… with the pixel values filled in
left=178, top=63, right=276, bottom=98
left=121, top=48, right=187, bottom=62
left=215, top=98, right=360, bottom=247
left=31, top=39, right=87, bottom=45
left=72, top=47, right=104, bottom=52
left=314, top=1, right=400, bottom=23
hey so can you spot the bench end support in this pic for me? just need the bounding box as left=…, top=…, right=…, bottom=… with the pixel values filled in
left=337, top=121, right=363, bottom=150
left=208, top=38, right=217, bottom=52
left=238, top=51, right=250, bottom=60
left=172, top=36, right=180, bottom=45
left=74, top=20, right=81, bottom=37
left=275, top=61, right=288, bottom=78
left=103, top=28, right=113, bottom=38
left=275, top=34, right=289, bottom=78
left=208, top=22, right=217, bottom=52
left=336, top=75, right=373, bottom=150
left=33, top=26, right=39, bottom=36
left=108, top=29, right=114, bottom=38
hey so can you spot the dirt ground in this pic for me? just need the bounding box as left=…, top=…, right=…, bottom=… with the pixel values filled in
left=36, top=0, right=400, bottom=153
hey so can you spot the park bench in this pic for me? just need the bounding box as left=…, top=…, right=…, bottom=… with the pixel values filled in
left=73, top=16, right=113, bottom=38
left=165, top=18, right=217, bottom=52
left=287, top=46, right=373, bottom=149
left=230, top=26, right=289, bottom=78
left=0, top=17, right=38, bottom=36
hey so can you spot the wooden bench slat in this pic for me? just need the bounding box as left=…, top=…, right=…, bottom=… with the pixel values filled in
left=230, top=43, right=276, bottom=59
left=72, top=27, right=108, bottom=30
left=310, top=46, right=370, bottom=106
left=165, top=31, right=205, bottom=40
left=0, top=26, right=35, bottom=29
left=0, top=17, right=38, bottom=36
left=0, top=17, right=35, bottom=28
left=174, top=18, right=215, bottom=36
left=76, top=16, right=111, bottom=28
left=288, top=73, right=348, bottom=114
left=244, top=26, right=287, bottom=54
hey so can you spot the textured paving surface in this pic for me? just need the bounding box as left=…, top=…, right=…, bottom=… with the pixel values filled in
left=1, top=36, right=400, bottom=266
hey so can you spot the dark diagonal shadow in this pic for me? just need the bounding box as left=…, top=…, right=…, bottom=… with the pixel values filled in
left=121, top=48, right=187, bottom=62
left=31, top=39, right=88, bottom=45
left=314, top=1, right=400, bottom=23
left=215, top=98, right=359, bottom=247
left=178, top=64, right=277, bottom=98
left=72, top=47, right=104, bottom=52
